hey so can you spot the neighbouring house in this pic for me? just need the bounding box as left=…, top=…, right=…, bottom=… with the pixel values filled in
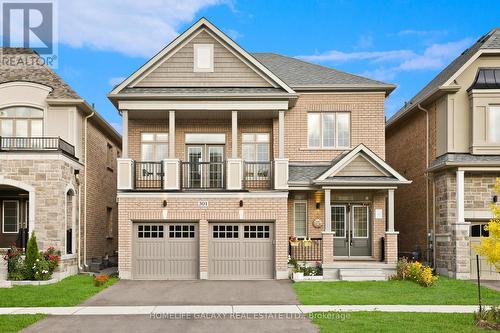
left=0, top=48, right=121, bottom=280
left=386, top=28, right=500, bottom=280
left=111, top=18, right=410, bottom=281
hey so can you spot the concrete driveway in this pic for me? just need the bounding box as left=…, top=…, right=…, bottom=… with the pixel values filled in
left=82, top=280, right=299, bottom=306
left=21, top=315, right=318, bottom=333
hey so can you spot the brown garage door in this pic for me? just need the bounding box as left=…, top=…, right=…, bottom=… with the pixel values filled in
left=133, top=223, right=198, bottom=280
left=208, top=222, right=274, bottom=280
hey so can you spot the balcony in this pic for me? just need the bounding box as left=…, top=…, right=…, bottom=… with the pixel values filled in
left=118, top=159, right=287, bottom=191
left=0, top=136, right=76, bottom=157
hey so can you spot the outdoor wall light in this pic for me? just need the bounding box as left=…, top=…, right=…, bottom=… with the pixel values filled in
left=494, top=195, right=498, bottom=203
left=316, top=202, right=321, bottom=210
left=239, top=200, right=244, bottom=207
left=163, top=200, right=167, bottom=207
left=314, top=191, right=322, bottom=210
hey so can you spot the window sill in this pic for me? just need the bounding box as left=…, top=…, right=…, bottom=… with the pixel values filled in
left=299, top=147, right=350, bottom=151
left=61, top=254, right=76, bottom=260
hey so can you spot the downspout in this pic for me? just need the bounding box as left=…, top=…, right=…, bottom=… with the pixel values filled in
left=77, top=175, right=82, bottom=270
left=83, top=111, right=95, bottom=270
left=417, top=103, right=431, bottom=265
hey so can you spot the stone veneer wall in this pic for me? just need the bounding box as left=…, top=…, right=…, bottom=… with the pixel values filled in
left=118, top=194, right=288, bottom=279
left=0, top=156, right=80, bottom=274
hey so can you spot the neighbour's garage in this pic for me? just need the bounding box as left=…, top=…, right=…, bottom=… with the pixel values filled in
left=470, top=222, right=500, bottom=280
left=208, top=222, right=275, bottom=280
left=132, top=222, right=198, bottom=280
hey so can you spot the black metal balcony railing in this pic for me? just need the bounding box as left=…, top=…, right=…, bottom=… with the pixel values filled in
left=243, top=161, right=273, bottom=190
left=181, top=161, right=225, bottom=190
left=134, top=161, right=164, bottom=190
left=289, top=238, right=323, bottom=262
left=0, top=136, right=76, bottom=156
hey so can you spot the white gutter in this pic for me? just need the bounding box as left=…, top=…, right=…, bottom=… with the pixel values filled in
left=83, top=111, right=95, bottom=269
left=417, top=103, right=431, bottom=265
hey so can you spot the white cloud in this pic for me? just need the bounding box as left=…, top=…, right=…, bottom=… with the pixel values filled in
left=109, top=76, right=126, bottom=87
left=354, top=34, right=374, bottom=50
left=58, top=1, right=229, bottom=57
left=395, top=29, right=448, bottom=37
left=225, top=29, right=243, bottom=41
left=298, top=38, right=472, bottom=82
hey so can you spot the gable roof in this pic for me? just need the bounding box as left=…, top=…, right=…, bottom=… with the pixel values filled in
left=253, top=53, right=395, bottom=94
left=386, top=28, right=500, bottom=128
left=0, top=47, right=80, bottom=99
left=109, top=18, right=295, bottom=96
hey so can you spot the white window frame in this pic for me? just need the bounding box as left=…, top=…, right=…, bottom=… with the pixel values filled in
left=488, top=105, right=500, bottom=143
left=307, top=112, right=351, bottom=149
left=352, top=205, right=369, bottom=239
left=140, top=132, right=168, bottom=161
left=331, top=205, right=347, bottom=238
left=193, top=44, right=214, bottom=72
left=293, top=200, right=308, bottom=238
left=2, top=200, right=19, bottom=234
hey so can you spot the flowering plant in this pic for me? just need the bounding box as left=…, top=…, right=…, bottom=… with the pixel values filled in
left=3, top=244, right=24, bottom=281
left=42, top=247, right=61, bottom=274
left=32, top=258, right=51, bottom=281
left=93, top=274, right=110, bottom=287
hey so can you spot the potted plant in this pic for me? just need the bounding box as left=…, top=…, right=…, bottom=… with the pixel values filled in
left=302, top=238, right=312, bottom=247
left=289, top=236, right=300, bottom=247
left=292, top=266, right=304, bottom=280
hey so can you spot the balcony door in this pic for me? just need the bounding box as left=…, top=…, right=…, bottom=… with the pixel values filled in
left=186, top=145, right=224, bottom=189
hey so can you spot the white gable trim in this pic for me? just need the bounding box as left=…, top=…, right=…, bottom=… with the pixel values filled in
left=315, top=144, right=410, bottom=183
left=110, top=18, right=295, bottom=95
left=443, top=49, right=500, bottom=87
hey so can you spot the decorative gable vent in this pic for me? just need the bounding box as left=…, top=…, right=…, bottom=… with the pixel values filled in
left=194, top=44, right=214, bottom=72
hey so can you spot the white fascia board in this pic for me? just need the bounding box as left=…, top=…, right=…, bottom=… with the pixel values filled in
left=118, top=99, right=289, bottom=111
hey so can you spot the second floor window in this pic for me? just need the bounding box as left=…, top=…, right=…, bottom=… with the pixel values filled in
left=308, top=112, right=350, bottom=148
left=141, top=133, right=168, bottom=161
left=0, top=106, right=43, bottom=137
left=242, top=133, right=270, bottom=161
left=489, top=106, right=500, bottom=143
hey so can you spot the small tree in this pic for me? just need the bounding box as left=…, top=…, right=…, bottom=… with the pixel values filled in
left=475, top=178, right=500, bottom=272
left=23, top=232, right=40, bottom=280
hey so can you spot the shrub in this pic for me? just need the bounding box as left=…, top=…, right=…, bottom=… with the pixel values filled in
left=292, top=262, right=323, bottom=276
left=475, top=306, right=500, bottom=330
left=393, top=257, right=438, bottom=287
left=32, top=258, right=51, bottom=281
left=3, top=244, right=24, bottom=281
left=41, top=247, right=60, bottom=274
left=23, top=232, right=40, bottom=280
left=93, top=274, right=110, bottom=287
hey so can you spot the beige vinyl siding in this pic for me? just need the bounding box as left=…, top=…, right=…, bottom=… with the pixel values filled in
left=336, top=155, right=387, bottom=177
left=135, top=30, right=272, bottom=87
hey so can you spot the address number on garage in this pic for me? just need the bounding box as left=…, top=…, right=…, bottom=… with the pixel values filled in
left=198, top=200, right=209, bottom=208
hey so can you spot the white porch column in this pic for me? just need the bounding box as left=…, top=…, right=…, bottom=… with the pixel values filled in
left=388, top=189, right=395, bottom=232
left=169, top=110, right=175, bottom=159
left=122, top=110, right=128, bottom=158
left=232, top=110, right=238, bottom=158
left=456, top=170, right=465, bottom=224
left=278, top=110, right=285, bottom=159
left=324, top=189, right=331, bottom=232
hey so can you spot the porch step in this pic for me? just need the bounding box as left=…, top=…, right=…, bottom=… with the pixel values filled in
left=339, top=269, right=387, bottom=281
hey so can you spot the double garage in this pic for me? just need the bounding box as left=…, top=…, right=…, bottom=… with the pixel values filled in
left=132, top=221, right=275, bottom=280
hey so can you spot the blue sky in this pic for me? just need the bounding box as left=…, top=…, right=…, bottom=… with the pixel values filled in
left=49, top=0, right=499, bottom=132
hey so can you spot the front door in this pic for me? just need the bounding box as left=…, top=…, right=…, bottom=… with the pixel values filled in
left=186, top=145, right=224, bottom=189
left=332, top=204, right=371, bottom=257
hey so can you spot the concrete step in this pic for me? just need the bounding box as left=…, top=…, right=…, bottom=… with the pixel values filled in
left=339, top=269, right=387, bottom=281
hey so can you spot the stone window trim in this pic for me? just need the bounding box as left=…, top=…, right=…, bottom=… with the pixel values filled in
left=2, top=200, right=19, bottom=234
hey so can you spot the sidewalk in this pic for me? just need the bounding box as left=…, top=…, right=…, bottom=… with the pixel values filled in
left=0, top=304, right=484, bottom=315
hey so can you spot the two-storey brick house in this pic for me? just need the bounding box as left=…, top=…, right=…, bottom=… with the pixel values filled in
left=0, top=48, right=121, bottom=282
left=113, top=18, right=409, bottom=280
left=386, top=28, right=500, bottom=280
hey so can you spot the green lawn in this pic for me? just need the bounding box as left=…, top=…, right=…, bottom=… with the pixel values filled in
left=310, top=312, right=483, bottom=333
left=0, top=315, right=47, bottom=333
left=0, top=274, right=117, bottom=307
left=294, top=277, right=500, bottom=305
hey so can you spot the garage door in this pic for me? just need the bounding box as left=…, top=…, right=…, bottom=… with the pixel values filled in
left=470, top=222, right=500, bottom=280
left=133, top=223, right=198, bottom=280
left=209, top=223, right=274, bottom=280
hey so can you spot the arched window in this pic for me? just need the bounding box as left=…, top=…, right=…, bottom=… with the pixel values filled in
left=0, top=106, right=43, bottom=137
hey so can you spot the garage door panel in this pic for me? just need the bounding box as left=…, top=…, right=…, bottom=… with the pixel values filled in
left=209, top=222, right=274, bottom=280
left=469, top=223, right=500, bottom=280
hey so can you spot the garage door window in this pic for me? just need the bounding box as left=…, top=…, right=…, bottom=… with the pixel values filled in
left=213, top=225, right=239, bottom=238
left=169, top=225, right=195, bottom=238
left=138, top=225, right=164, bottom=238
left=244, top=225, right=270, bottom=238
left=471, top=224, right=489, bottom=237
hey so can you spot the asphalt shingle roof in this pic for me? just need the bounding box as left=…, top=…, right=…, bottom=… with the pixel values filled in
left=0, top=47, right=80, bottom=99
left=252, top=53, right=393, bottom=88
left=430, top=153, right=500, bottom=169
left=387, top=28, right=500, bottom=126
left=289, top=164, right=331, bottom=183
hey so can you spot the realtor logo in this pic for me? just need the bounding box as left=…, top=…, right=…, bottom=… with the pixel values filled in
left=0, top=0, right=58, bottom=67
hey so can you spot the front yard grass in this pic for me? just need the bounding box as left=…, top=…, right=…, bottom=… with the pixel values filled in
left=0, top=274, right=117, bottom=307
left=0, top=315, right=47, bottom=333
left=311, top=312, right=483, bottom=333
left=294, top=277, right=500, bottom=305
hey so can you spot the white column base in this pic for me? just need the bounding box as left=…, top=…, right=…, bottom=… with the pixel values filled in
left=226, top=158, right=243, bottom=190
left=274, top=159, right=289, bottom=190
left=163, top=159, right=180, bottom=190
left=117, top=158, right=133, bottom=190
